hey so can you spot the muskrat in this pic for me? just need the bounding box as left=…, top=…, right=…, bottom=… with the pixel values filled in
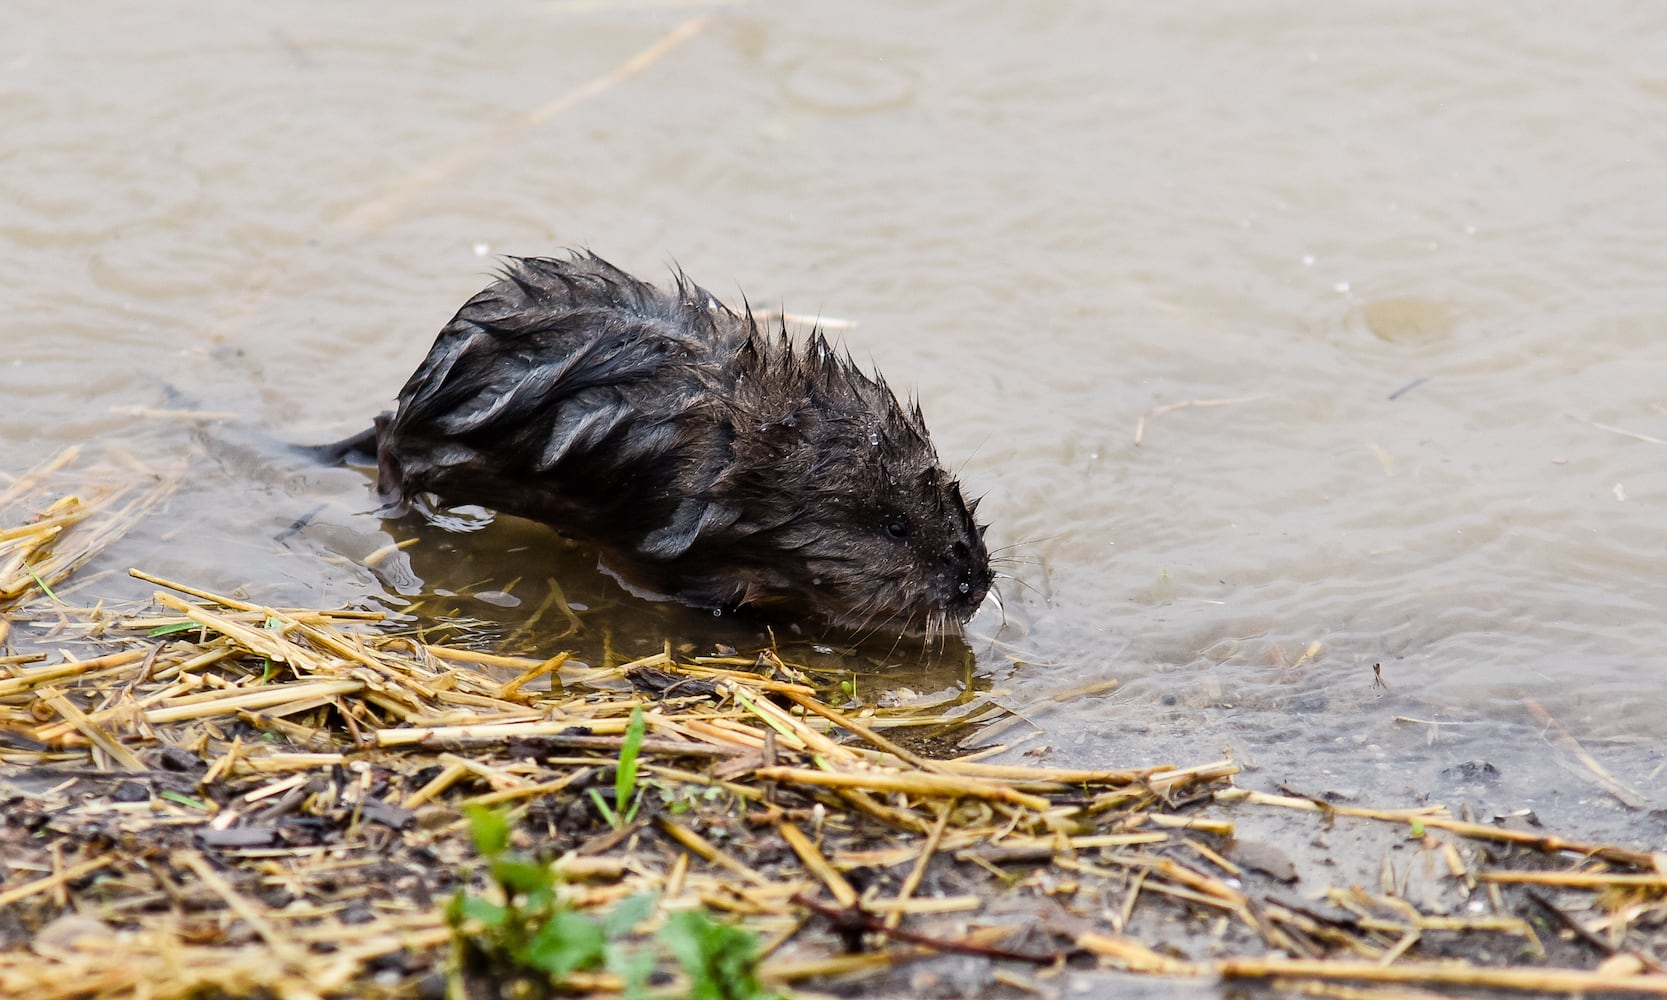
left=333, top=251, right=991, bottom=638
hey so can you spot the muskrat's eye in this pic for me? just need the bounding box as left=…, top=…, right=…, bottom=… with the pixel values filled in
left=885, top=519, right=910, bottom=540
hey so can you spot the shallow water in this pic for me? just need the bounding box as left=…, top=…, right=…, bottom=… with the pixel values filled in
left=4, top=2, right=1666, bottom=846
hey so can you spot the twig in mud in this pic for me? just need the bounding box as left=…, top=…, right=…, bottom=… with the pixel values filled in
left=790, top=892, right=1063, bottom=966
left=1524, top=888, right=1622, bottom=963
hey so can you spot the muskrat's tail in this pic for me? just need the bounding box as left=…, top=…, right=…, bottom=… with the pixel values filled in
left=301, top=414, right=413, bottom=514
left=299, top=424, right=380, bottom=466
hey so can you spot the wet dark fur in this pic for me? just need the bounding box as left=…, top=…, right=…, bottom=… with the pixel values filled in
left=356, top=251, right=991, bottom=637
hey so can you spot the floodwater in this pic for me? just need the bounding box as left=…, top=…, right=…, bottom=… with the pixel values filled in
left=5, top=2, right=1667, bottom=849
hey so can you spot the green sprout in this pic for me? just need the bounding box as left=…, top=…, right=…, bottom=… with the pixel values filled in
left=589, top=706, right=646, bottom=829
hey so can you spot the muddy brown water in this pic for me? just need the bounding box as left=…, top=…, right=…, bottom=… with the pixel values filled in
left=5, top=0, right=1666, bottom=865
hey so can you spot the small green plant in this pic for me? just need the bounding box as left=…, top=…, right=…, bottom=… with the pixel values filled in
left=589, top=706, right=646, bottom=829
left=448, top=805, right=779, bottom=999
left=147, top=621, right=203, bottom=638
left=25, top=565, right=60, bottom=602
left=159, top=790, right=210, bottom=811
left=662, top=782, right=728, bottom=816
left=659, top=909, right=775, bottom=1000
left=448, top=806, right=656, bottom=995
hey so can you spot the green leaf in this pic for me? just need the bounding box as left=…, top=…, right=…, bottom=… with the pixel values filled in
left=602, top=892, right=657, bottom=937
left=159, top=790, right=209, bottom=811
left=587, top=787, right=619, bottom=829
left=522, top=882, right=557, bottom=914
left=605, top=939, right=656, bottom=1000
left=616, top=706, right=646, bottom=807
left=466, top=805, right=510, bottom=857
left=25, top=565, right=60, bottom=603
left=450, top=893, right=509, bottom=929
left=491, top=857, right=552, bottom=898
left=658, top=910, right=769, bottom=1000
left=524, top=910, right=607, bottom=977
left=147, top=621, right=201, bottom=638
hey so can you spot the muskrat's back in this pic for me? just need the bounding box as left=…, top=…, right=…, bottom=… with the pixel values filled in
left=371, top=251, right=991, bottom=637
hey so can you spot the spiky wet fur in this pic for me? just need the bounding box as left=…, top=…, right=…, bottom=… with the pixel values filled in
left=368, top=251, right=991, bottom=636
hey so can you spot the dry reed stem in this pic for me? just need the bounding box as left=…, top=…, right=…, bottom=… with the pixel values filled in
left=1220, top=956, right=1667, bottom=994
left=1525, top=697, right=1647, bottom=809
left=753, top=765, right=1054, bottom=812
left=34, top=686, right=147, bottom=772
left=778, top=822, right=859, bottom=908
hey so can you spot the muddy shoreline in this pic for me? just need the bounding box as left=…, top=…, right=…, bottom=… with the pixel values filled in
left=3, top=458, right=1666, bottom=998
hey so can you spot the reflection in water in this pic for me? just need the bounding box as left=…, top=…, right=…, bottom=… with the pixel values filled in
left=279, top=480, right=999, bottom=743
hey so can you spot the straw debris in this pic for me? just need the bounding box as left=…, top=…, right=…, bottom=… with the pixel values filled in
left=5, top=454, right=1667, bottom=997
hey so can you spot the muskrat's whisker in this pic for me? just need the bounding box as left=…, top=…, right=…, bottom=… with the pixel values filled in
left=884, top=621, right=911, bottom=662
left=992, top=570, right=1046, bottom=603
left=990, top=554, right=1042, bottom=568
left=953, top=433, right=995, bottom=477
left=868, top=602, right=919, bottom=660
left=988, top=534, right=1059, bottom=556
left=845, top=591, right=903, bottom=649
left=879, top=607, right=916, bottom=652
left=920, top=610, right=940, bottom=655
left=843, top=582, right=891, bottom=625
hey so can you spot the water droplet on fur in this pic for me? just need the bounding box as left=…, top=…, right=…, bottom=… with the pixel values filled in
left=869, top=431, right=880, bottom=446
left=958, top=582, right=970, bottom=594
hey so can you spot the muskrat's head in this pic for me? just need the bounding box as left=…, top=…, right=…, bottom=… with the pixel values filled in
left=708, top=327, right=993, bottom=639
